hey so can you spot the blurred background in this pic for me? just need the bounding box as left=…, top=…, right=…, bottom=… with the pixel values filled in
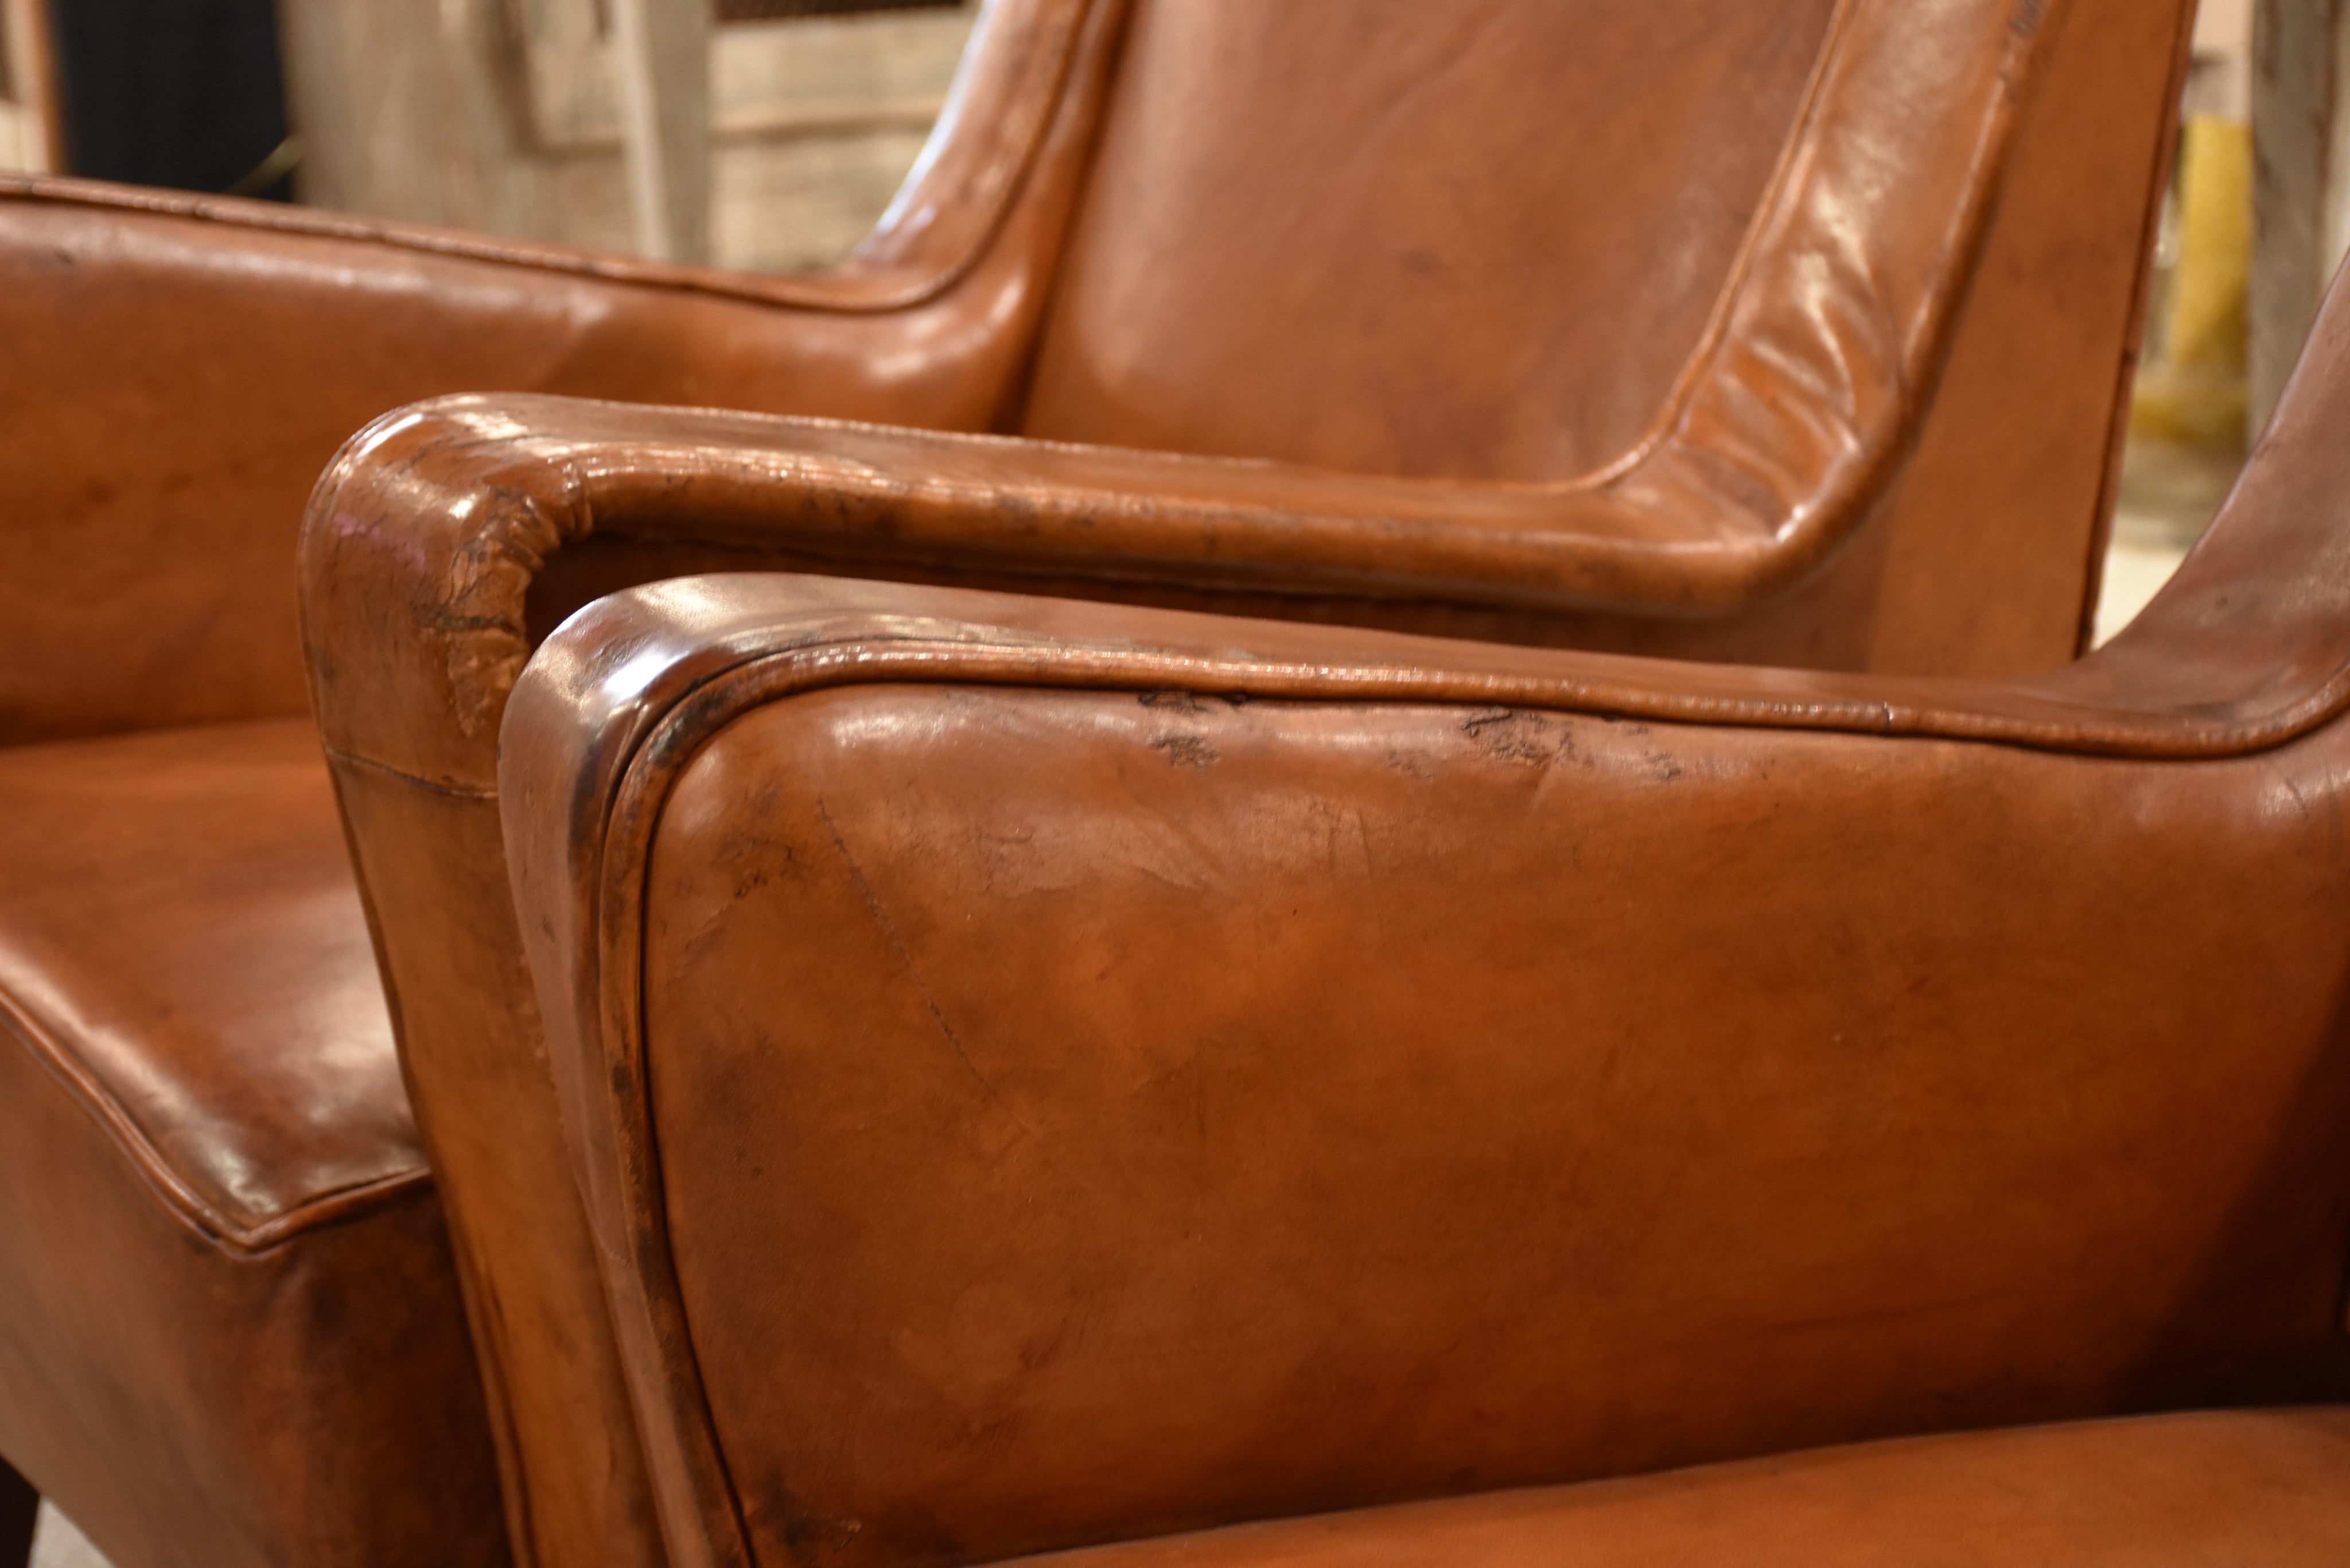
left=0, top=0, right=975, bottom=270
left=0, top=0, right=2326, bottom=642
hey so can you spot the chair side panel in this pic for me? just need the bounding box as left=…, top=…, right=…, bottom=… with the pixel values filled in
left=633, top=683, right=2350, bottom=1567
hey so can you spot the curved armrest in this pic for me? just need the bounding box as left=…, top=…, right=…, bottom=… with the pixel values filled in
left=488, top=263, right=2350, bottom=1566
left=0, top=0, right=1118, bottom=745
left=499, top=564, right=2350, bottom=1568
left=301, top=251, right=2350, bottom=795
left=308, top=0, right=2148, bottom=764
left=313, top=250, right=2350, bottom=1568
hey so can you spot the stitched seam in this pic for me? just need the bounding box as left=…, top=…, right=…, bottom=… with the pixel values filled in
left=676, top=634, right=2350, bottom=761
left=322, top=744, right=500, bottom=800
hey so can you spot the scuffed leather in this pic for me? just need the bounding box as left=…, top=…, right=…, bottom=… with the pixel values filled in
left=496, top=269, right=2350, bottom=1566
left=287, top=1, right=2196, bottom=1562
left=0, top=721, right=503, bottom=1568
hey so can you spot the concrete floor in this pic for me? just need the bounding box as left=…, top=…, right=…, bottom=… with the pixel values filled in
left=2092, top=435, right=2239, bottom=647
left=29, top=1508, right=105, bottom=1568
left=2095, top=534, right=2194, bottom=646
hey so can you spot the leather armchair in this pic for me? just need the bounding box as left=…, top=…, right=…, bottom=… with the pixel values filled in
left=0, top=0, right=2192, bottom=1564
left=491, top=275, right=2350, bottom=1565
left=3, top=0, right=2192, bottom=753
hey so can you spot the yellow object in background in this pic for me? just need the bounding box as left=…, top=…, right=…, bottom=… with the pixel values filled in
left=2130, top=113, right=2252, bottom=450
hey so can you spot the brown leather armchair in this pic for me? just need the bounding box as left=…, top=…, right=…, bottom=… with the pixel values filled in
left=0, top=1, right=2193, bottom=1565
left=488, top=274, right=2350, bottom=1565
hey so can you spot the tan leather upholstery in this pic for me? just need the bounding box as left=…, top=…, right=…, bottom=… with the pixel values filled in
left=487, top=262, right=2350, bottom=1562
left=11, top=0, right=2191, bottom=752
left=1022, top=0, right=1845, bottom=478
left=1003, top=1413, right=2350, bottom=1568
left=0, top=1, right=2194, bottom=1563
left=0, top=721, right=503, bottom=1567
left=291, top=0, right=2198, bottom=1552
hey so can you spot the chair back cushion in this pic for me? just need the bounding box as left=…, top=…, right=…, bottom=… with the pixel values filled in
left=1020, top=0, right=1840, bottom=480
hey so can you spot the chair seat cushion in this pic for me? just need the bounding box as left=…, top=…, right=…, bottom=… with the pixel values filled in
left=1016, top=1409, right=2350, bottom=1568
left=0, top=718, right=504, bottom=1567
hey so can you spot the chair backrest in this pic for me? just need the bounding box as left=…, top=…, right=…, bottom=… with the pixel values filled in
left=1014, top=0, right=2200, bottom=679
left=1020, top=0, right=1841, bottom=483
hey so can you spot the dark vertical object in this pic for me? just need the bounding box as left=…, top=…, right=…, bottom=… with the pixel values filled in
left=0, top=1456, right=36, bottom=1568
left=44, top=0, right=294, bottom=200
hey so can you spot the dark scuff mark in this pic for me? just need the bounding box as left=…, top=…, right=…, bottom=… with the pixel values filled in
left=816, top=797, right=1013, bottom=1114
left=1151, top=734, right=1219, bottom=769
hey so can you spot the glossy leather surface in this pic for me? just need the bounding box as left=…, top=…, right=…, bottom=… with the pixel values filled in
left=13, top=0, right=2189, bottom=753
left=492, top=262, right=2350, bottom=1568
left=0, top=721, right=502, bottom=1567
left=1023, top=0, right=2186, bottom=675
left=0, top=719, right=415, bottom=1246
left=279, top=1, right=2191, bottom=1561
left=0, top=9, right=1115, bottom=1562
left=1006, top=1412, right=2350, bottom=1568
left=1022, top=0, right=1842, bottom=479
left=0, top=0, right=1110, bottom=749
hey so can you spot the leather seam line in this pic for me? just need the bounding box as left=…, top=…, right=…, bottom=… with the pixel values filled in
left=0, top=984, right=433, bottom=1259
left=321, top=743, right=499, bottom=800
left=645, top=633, right=2350, bottom=763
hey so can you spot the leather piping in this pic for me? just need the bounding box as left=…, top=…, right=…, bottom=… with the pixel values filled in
left=0, top=984, right=431, bottom=1259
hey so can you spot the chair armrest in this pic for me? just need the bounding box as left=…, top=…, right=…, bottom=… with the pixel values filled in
left=0, top=0, right=1114, bottom=746
left=500, top=571, right=2350, bottom=1568
left=314, top=251, right=2350, bottom=1568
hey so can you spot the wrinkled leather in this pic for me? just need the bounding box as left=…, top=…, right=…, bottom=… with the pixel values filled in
left=277, top=1, right=2193, bottom=1562
left=0, top=721, right=503, bottom=1568
left=492, top=261, right=2350, bottom=1563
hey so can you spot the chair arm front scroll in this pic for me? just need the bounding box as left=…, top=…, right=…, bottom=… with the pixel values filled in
left=500, top=571, right=2350, bottom=1568
left=0, top=0, right=1112, bottom=747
